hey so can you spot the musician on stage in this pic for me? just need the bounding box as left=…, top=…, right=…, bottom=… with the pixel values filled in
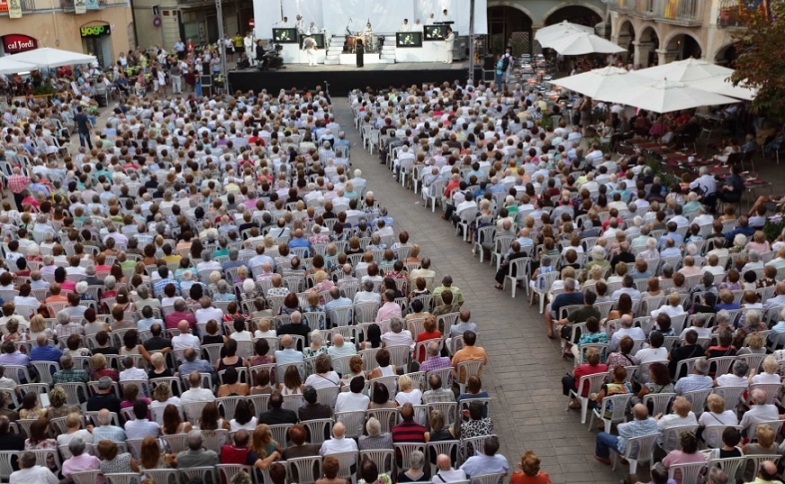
left=399, top=19, right=411, bottom=32
left=413, top=19, right=423, bottom=31
left=278, top=17, right=291, bottom=27
left=295, top=15, right=305, bottom=34
left=443, top=27, right=455, bottom=64
left=363, top=22, right=374, bottom=51
left=243, top=31, right=255, bottom=66
left=303, top=35, right=318, bottom=66
left=441, top=9, right=450, bottom=22
left=255, top=40, right=267, bottom=69
left=307, top=21, right=319, bottom=35
left=426, top=13, right=435, bottom=25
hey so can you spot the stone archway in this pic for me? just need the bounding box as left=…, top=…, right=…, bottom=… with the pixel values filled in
left=542, top=3, right=604, bottom=28
left=662, top=30, right=703, bottom=62
left=714, top=42, right=740, bottom=67
left=616, top=20, right=635, bottom=57
left=635, top=25, right=660, bottom=68
left=486, top=4, right=534, bottom=55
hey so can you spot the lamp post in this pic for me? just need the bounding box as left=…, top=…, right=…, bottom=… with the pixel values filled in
left=468, top=0, right=475, bottom=82
left=214, top=0, right=229, bottom=92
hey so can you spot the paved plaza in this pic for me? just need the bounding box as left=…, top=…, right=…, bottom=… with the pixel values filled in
left=331, top=98, right=624, bottom=484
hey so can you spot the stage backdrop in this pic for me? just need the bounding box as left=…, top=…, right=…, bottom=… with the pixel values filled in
left=253, top=0, right=487, bottom=39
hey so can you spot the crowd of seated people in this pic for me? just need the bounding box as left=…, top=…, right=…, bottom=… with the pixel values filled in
left=0, top=87, right=539, bottom=484
left=349, top=82, right=785, bottom=482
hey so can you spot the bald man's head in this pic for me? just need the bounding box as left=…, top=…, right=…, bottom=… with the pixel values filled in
left=281, top=334, right=294, bottom=349
left=178, top=320, right=189, bottom=333
left=632, top=403, right=649, bottom=420
left=333, top=334, right=345, bottom=346
left=332, top=422, right=345, bottom=438
left=436, top=454, right=452, bottom=471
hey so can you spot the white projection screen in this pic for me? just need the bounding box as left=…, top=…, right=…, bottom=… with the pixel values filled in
left=252, top=0, right=487, bottom=38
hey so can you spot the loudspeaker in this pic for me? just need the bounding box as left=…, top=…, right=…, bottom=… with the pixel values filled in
left=483, top=55, right=495, bottom=70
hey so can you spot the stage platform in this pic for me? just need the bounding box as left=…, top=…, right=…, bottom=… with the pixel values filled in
left=228, top=61, right=469, bottom=94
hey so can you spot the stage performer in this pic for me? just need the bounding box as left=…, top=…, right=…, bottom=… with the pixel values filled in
left=303, top=36, right=318, bottom=66
left=441, top=9, right=450, bottom=22
left=244, top=31, right=255, bottom=66
left=255, top=40, right=267, bottom=69
left=279, top=17, right=291, bottom=27
left=399, top=19, right=411, bottom=32
left=426, top=13, right=435, bottom=25
left=363, top=22, right=374, bottom=51
left=443, top=28, right=455, bottom=64
left=295, top=15, right=305, bottom=34
left=356, top=39, right=364, bottom=68
left=307, top=21, right=319, bottom=35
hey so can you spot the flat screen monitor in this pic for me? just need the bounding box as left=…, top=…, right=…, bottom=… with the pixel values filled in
left=396, top=31, right=423, bottom=48
left=272, top=28, right=297, bottom=43
left=424, top=24, right=447, bottom=41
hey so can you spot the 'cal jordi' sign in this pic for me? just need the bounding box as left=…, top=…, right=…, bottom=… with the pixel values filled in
left=2, top=34, right=37, bottom=53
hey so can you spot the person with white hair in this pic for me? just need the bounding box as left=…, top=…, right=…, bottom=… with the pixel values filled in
left=690, top=166, right=717, bottom=198
left=740, top=389, right=780, bottom=434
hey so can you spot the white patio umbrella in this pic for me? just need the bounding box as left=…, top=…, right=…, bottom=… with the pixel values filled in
left=540, top=32, right=625, bottom=56
left=534, top=20, right=594, bottom=44
left=0, top=57, right=38, bottom=75
left=608, top=79, right=739, bottom=113
left=549, top=67, right=645, bottom=102
left=636, top=58, right=734, bottom=83
left=688, top=75, right=757, bottom=101
left=7, top=47, right=95, bottom=68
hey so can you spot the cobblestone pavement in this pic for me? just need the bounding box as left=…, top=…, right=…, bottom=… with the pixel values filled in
left=330, top=98, right=624, bottom=484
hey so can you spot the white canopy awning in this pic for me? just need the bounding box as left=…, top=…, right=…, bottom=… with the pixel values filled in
left=7, top=47, right=96, bottom=68
left=534, top=21, right=594, bottom=44
left=539, top=31, right=625, bottom=56
left=609, top=79, right=740, bottom=113
left=549, top=67, right=643, bottom=102
left=0, top=57, right=38, bottom=75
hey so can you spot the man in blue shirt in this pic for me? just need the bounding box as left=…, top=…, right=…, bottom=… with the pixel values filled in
left=657, top=222, right=683, bottom=250
left=177, top=347, right=215, bottom=379
left=30, top=334, right=63, bottom=363
left=546, top=278, right=584, bottom=339
left=288, top=229, right=312, bottom=256
left=594, top=404, right=659, bottom=464
left=768, top=308, right=785, bottom=348
left=153, top=266, right=180, bottom=295
left=460, top=436, right=509, bottom=478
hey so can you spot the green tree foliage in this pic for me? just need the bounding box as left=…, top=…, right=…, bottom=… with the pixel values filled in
left=731, top=1, right=785, bottom=120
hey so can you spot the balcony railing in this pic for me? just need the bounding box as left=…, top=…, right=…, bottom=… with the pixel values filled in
left=610, top=0, right=703, bottom=25
left=717, top=0, right=744, bottom=27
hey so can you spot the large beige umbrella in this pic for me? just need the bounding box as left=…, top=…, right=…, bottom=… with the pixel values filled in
left=541, top=32, right=625, bottom=56
left=0, top=57, right=38, bottom=75
left=636, top=58, right=756, bottom=101
left=8, top=47, right=96, bottom=68
left=688, top=76, right=757, bottom=101
left=636, top=58, right=733, bottom=83
left=608, top=79, right=739, bottom=113
left=535, top=20, right=594, bottom=45
left=550, top=67, right=644, bottom=102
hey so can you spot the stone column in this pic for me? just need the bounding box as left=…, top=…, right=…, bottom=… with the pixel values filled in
left=633, top=40, right=655, bottom=68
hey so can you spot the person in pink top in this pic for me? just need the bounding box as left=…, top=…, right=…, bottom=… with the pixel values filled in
left=375, top=290, right=402, bottom=323
left=661, top=431, right=707, bottom=484
left=61, top=437, right=101, bottom=482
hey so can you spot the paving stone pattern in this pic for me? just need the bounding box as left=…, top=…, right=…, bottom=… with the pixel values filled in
left=332, top=98, right=624, bottom=484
